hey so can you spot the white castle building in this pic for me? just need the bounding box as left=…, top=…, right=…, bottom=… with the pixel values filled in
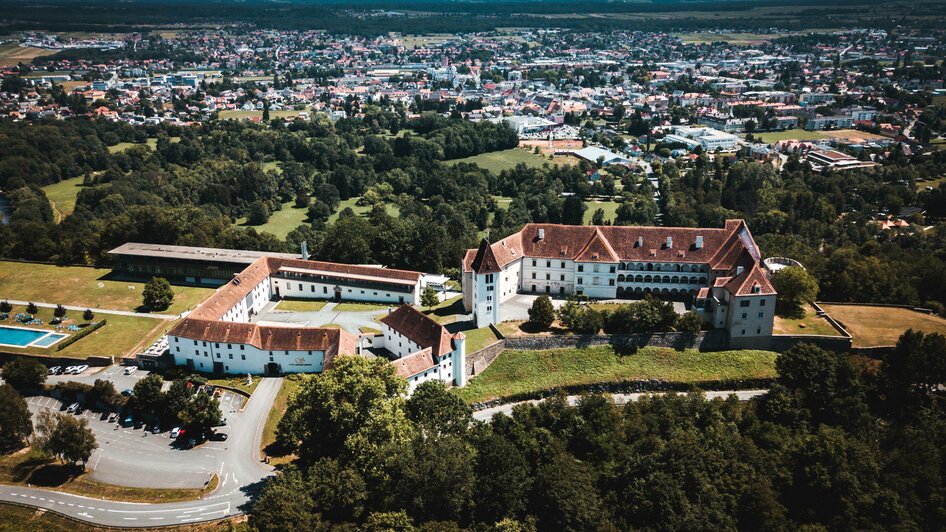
left=462, top=220, right=776, bottom=339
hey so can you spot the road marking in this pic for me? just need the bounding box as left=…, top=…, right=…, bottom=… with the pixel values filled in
left=149, top=517, right=165, bottom=520
left=123, top=517, right=138, bottom=520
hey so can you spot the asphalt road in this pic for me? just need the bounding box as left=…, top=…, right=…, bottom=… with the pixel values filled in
left=0, top=377, right=282, bottom=527
left=472, top=389, right=769, bottom=421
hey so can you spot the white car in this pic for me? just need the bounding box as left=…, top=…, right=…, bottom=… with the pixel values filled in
left=123, top=366, right=137, bottom=375
left=73, top=364, right=89, bottom=374
left=170, top=427, right=182, bottom=438
left=47, top=366, right=61, bottom=375
left=63, top=366, right=78, bottom=374
left=66, top=402, right=80, bottom=414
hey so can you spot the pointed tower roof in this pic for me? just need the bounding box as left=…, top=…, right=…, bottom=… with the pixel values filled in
left=470, top=238, right=502, bottom=274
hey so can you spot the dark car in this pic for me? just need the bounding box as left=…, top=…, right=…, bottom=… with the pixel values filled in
left=210, top=432, right=228, bottom=442
left=121, top=415, right=134, bottom=427
left=121, top=389, right=134, bottom=397
left=133, top=419, right=144, bottom=429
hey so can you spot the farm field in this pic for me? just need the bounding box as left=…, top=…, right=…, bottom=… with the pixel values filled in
left=0, top=261, right=214, bottom=315
left=773, top=303, right=842, bottom=336
left=41, top=176, right=85, bottom=221
left=819, top=304, right=946, bottom=347
left=0, top=304, right=170, bottom=360
left=449, top=148, right=556, bottom=173
left=236, top=201, right=309, bottom=240
left=0, top=43, right=58, bottom=66
left=454, top=345, right=778, bottom=403
left=673, top=32, right=782, bottom=45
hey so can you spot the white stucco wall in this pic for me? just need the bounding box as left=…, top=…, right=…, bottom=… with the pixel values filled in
left=169, top=334, right=326, bottom=374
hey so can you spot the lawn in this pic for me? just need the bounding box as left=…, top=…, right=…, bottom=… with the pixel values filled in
left=41, top=176, right=85, bottom=221
left=261, top=376, right=305, bottom=466
left=0, top=261, right=214, bottom=314
left=773, top=303, right=842, bottom=336
left=0, top=448, right=218, bottom=503
left=275, top=298, right=328, bottom=312
left=454, top=346, right=778, bottom=403
left=448, top=148, right=553, bottom=174
left=749, top=129, right=830, bottom=143
left=463, top=325, right=502, bottom=353
left=421, top=295, right=464, bottom=325
left=206, top=374, right=260, bottom=396
left=583, top=199, right=621, bottom=225
left=0, top=43, right=58, bottom=66
left=0, top=305, right=170, bottom=360
left=819, top=304, right=946, bottom=347
left=333, top=301, right=390, bottom=312
left=328, top=197, right=400, bottom=224
left=235, top=201, right=309, bottom=239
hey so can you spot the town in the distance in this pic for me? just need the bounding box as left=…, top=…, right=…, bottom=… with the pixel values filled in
left=1, top=1, right=945, bottom=530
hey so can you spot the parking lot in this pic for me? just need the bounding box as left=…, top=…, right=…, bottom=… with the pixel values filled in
left=27, top=364, right=248, bottom=490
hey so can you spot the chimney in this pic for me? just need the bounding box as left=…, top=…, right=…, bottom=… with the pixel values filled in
left=736, top=265, right=745, bottom=276
left=666, top=236, right=673, bottom=249
left=537, top=228, right=545, bottom=241
left=695, top=235, right=703, bottom=249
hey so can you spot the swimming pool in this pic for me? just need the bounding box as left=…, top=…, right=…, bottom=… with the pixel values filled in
left=0, top=326, right=69, bottom=348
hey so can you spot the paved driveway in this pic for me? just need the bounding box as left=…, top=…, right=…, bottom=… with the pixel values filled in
left=1, top=378, right=281, bottom=527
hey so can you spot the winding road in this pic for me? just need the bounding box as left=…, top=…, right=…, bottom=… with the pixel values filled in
left=0, top=377, right=281, bottom=527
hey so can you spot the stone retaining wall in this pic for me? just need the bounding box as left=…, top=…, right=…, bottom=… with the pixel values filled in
left=503, top=329, right=729, bottom=352
left=465, top=340, right=506, bottom=377
left=0, top=351, right=113, bottom=368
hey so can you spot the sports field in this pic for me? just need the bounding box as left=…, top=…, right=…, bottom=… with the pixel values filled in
left=749, top=129, right=830, bottom=143
left=819, top=304, right=946, bottom=347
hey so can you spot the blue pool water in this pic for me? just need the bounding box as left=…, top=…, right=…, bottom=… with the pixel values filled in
left=32, top=333, right=67, bottom=347
left=0, top=326, right=67, bottom=348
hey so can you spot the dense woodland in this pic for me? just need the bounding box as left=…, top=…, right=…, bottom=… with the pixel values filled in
left=253, top=333, right=946, bottom=531
left=2, top=109, right=945, bottom=310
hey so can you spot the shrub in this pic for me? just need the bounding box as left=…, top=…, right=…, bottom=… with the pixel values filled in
left=56, top=319, right=107, bottom=351
left=528, top=295, right=556, bottom=329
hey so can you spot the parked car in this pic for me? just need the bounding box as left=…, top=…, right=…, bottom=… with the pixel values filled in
left=123, top=366, right=137, bottom=375
left=121, top=389, right=134, bottom=397
left=213, top=417, right=227, bottom=427
left=66, top=402, right=80, bottom=414
left=63, top=366, right=78, bottom=374
left=107, top=413, right=118, bottom=423
left=210, top=432, right=228, bottom=442
left=47, top=366, right=61, bottom=375
left=170, top=427, right=182, bottom=438
left=133, top=419, right=144, bottom=429
left=150, top=425, right=161, bottom=434
left=73, top=364, right=89, bottom=374
left=122, top=415, right=134, bottom=427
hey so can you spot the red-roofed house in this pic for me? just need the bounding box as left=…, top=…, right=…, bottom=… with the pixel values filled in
left=462, top=220, right=777, bottom=339
left=378, top=305, right=467, bottom=393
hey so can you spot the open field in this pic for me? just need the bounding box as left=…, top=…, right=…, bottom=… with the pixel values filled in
left=454, top=345, right=778, bottom=403
left=0, top=448, right=217, bottom=504
left=422, top=295, right=464, bottom=325
left=218, top=109, right=306, bottom=121
left=0, top=304, right=170, bottom=360
left=0, top=261, right=214, bottom=315
left=822, top=129, right=887, bottom=140
left=583, top=199, right=621, bottom=225
left=327, top=196, right=400, bottom=224
left=275, top=298, right=328, bottom=312
left=41, top=176, right=85, bottom=221
left=773, top=303, right=843, bottom=336
left=107, top=137, right=180, bottom=154
left=261, top=376, right=304, bottom=466
left=0, top=43, right=58, bottom=66
left=397, top=33, right=457, bottom=49
left=674, top=32, right=783, bottom=45
left=236, top=201, right=309, bottom=240
left=749, top=129, right=830, bottom=143
left=820, top=304, right=946, bottom=347
left=449, top=148, right=556, bottom=174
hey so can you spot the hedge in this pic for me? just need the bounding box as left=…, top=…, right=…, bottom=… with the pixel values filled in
left=56, top=319, right=107, bottom=351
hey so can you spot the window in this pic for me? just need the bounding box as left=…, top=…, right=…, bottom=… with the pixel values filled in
left=577, top=277, right=583, bottom=285
left=532, top=272, right=536, bottom=279
left=593, top=264, right=600, bottom=273
left=560, top=274, right=565, bottom=281
left=240, top=345, right=244, bottom=350
left=758, top=312, right=764, bottom=319
left=577, top=265, right=584, bottom=272
left=216, top=353, right=221, bottom=359
left=229, top=353, right=233, bottom=359
left=227, top=343, right=232, bottom=349
left=485, top=274, right=494, bottom=283
left=546, top=261, right=551, bottom=268
left=532, top=260, right=536, bottom=267
left=241, top=355, right=245, bottom=360
left=760, top=299, right=766, bottom=307
left=609, top=279, right=615, bottom=286
left=742, top=313, right=748, bottom=319
left=298, top=283, right=303, bottom=290
left=545, top=274, right=550, bottom=280
left=561, top=262, right=565, bottom=268
left=610, top=266, right=616, bottom=273
left=311, top=286, right=315, bottom=292
left=740, top=300, right=750, bottom=307
left=593, top=277, right=600, bottom=285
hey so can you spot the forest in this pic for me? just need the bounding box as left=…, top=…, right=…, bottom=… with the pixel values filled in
left=253, top=332, right=946, bottom=531
left=1, top=109, right=945, bottom=310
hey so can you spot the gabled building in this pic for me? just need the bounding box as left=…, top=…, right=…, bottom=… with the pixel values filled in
left=378, top=305, right=466, bottom=393
left=462, top=220, right=776, bottom=340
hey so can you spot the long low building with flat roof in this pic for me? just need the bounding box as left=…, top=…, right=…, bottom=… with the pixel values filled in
left=109, top=242, right=301, bottom=286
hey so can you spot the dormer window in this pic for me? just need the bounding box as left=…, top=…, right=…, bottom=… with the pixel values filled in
left=751, top=284, right=761, bottom=294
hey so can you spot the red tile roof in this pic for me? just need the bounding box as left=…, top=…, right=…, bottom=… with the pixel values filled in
left=380, top=305, right=455, bottom=357
left=725, top=263, right=776, bottom=296
left=390, top=347, right=436, bottom=378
